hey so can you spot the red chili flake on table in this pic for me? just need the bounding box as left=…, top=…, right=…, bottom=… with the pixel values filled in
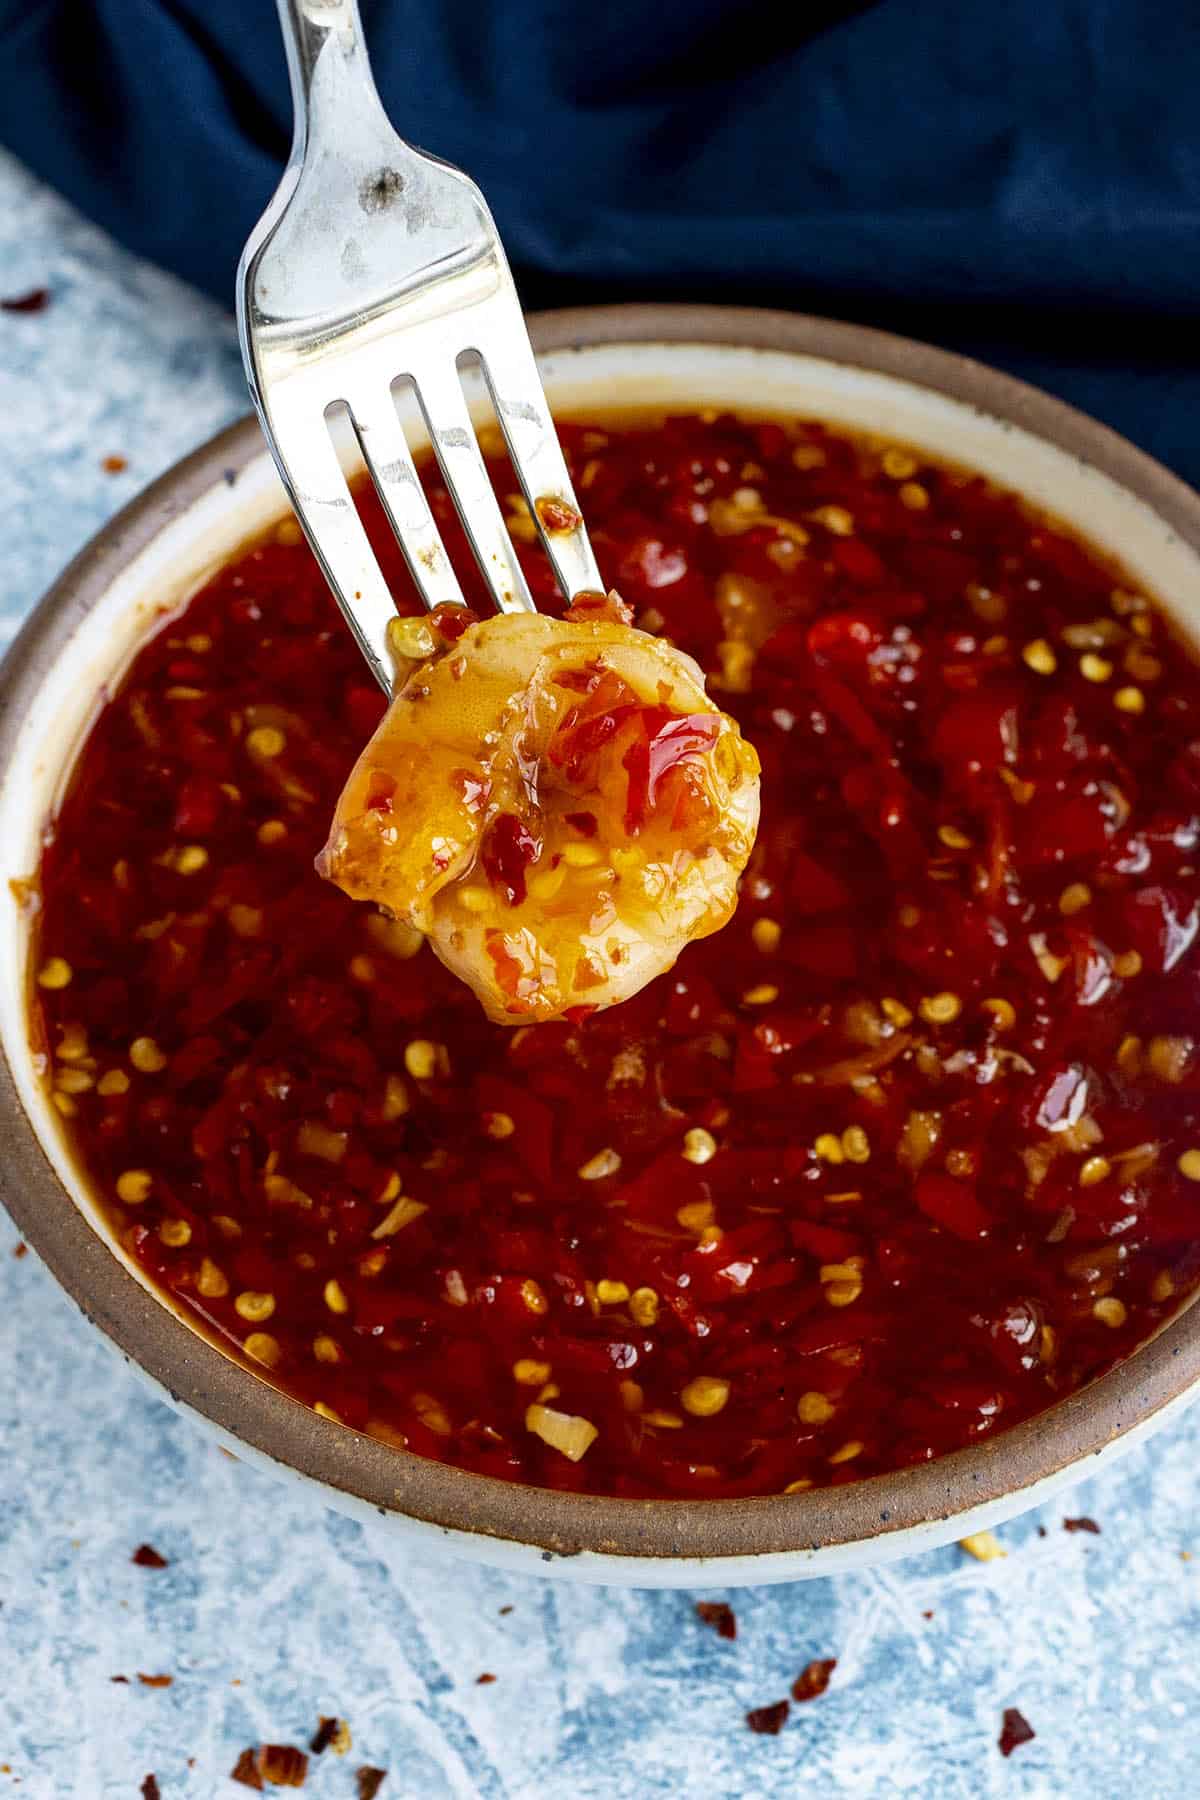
left=110, top=1675, right=130, bottom=1683
left=1, top=288, right=50, bottom=313
left=1063, top=1516, right=1101, bottom=1534
left=231, top=1749, right=264, bottom=1790
left=131, top=1545, right=168, bottom=1569
left=140, top=1778, right=161, bottom=1800
left=998, top=1708, right=1036, bottom=1757
left=746, top=1699, right=790, bottom=1736
left=255, top=1745, right=308, bottom=1787
left=11, top=1242, right=26, bottom=1259
left=31, top=415, right=1200, bottom=1500
left=791, top=1657, right=837, bottom=1702
left=356, top=1771, right=388, bottom=1800
left=136, top=1673, right=173, bottom=1688
left=475, top=1672, right=497, bottom=1685
left=309, top=1718, right=337, bottom=1754
left=101, top=454, right=128, bottom=474
left=695, top=1601, right=738, bottom=1640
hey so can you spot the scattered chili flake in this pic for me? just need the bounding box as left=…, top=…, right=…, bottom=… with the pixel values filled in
left=1063, top=1516, right=1101, bottom=1534
left=475, top=1672, right=497, bottom=1685
left=11, top=1243, right=26, bottom=1260
left=256, top=1745, right=308, bottom=1786
left=921, top=1610, right=934, bottom=1620
left=791, top=1658, right=837, bottom=1702
left=1, top=288, right=50, bottom=313
left=998, top=1708, right=1036, bottom=1757
left=746, top=1700, right=790, bottom=1736
left=140, top=1778, right=161, bottom=1800
left=695, top=1601, right=737, bottom=1640
left=498, top=1605, right=513, bottom=1616
left=309, top=1718, right=338, bottom=1754
left=131, top=1545, right=168, bottom=1568
left=357, top=1771, right=388, bottom=1800
left=110, top=1675, right=129, bottom=1684
left=231, top=1750, right=263, bottom=1791
left=101, top=454, right=128, bottom=474
left=136, top=1673, right=173, bottom=1688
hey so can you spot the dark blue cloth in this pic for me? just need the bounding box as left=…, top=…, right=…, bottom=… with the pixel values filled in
left=3, top=1, right=1198, bottom=481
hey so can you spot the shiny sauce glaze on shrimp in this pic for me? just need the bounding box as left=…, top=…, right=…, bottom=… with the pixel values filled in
left=318, top=591, right=761, bottom=1023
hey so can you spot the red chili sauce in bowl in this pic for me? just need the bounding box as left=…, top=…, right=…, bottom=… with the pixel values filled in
left=30, top=414, right=1200, bottom=1497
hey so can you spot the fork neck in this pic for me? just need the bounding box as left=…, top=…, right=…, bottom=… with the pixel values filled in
left=275, top=0, right=385, bottom=161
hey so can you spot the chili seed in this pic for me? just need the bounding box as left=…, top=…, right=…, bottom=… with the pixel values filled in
left=751, top=917, right=782, bottom=953
left=596, top=1279, right=629, bottom=1304
left=246, top=725, right=286, bottom=757
left=841, top=1126, right=870, bottom=1164
left=235, top=1290, right=275, bottom=1322
left=1079, top=653, right=1112, bottom=682
left=578, top=1148, right=621, bottom=1180
left=404, top=1039, right=438, bottom=1080
left=1093, top=1296, right=1127, bottom=1328
left=312, top=1334, right=341, bottom=1364
left=37, top=957, right=73, bottom=989
left=244, top=1332, right=282, bottom=1367
left=520, top=1278, right=548, bottom=1315
left=797, top=1391, right=835, bottom=1425
left=682, top=1127, right=717, bottom=1165
left=158, top=1218, right=192, bottom=1248
left=1059, top=882, right=1092, bottom=915
left=1177, top=1150, right=1200, bottom=1181
left=1079, top=1156, right=1111, bottom=1187
left=1022, top=639, right=1057, bottom=675
left=919, top=992, right=961, bottom=1024
left=513, top=1359, right=552, bottom=1385
left=629, top=1286, right=659, bottom=1327
left=828, top=1439, right=863, bottom=1464
left=323, top=1279, right=349, bottom=1314
left=681, top=1376, right=731, bottom=1417
left=116, top=1170, right=152, bottom=1205
left=98, top=1069, right=130, bottom=1096
left=196, top=1258, right=229, bottom=1298
left=742, top=983, right=779, bottom=1006
left=129, top=1037, right=168, bottom=1073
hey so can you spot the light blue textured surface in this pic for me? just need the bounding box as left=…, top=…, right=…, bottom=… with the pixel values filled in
left=2, top=148, right=1199, bottom=1799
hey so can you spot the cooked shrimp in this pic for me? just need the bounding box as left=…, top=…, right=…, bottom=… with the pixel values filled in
left=318, top=592, right=760, bottom=1023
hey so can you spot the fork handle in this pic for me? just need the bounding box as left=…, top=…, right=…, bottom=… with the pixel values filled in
left=276, top=0, right=384, bottom=158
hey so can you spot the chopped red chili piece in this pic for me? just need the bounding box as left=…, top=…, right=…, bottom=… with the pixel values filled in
left=131, top=1545, right=168, bottom=1569
left=33, top=414, right=1200, bottom=1500
left=102, top=454, right=128, bottom=474
left=11, top=1242, right=26, bottom=1259
left=480, top=812, right=542, bottom=906
left=998, top=1708, right=1036, bottom=1757
left=694, top=1600, right=737, bottom=1640
left=231, top=1750, right=264, bottom=1791
left=746, top=1700, right=790, bottom=1736
left=136, top=1673, right=173, bottom=1688
left=141, top=1778, right=161, bottom=1800
left=1, top=287, right=50, bottom=313
left=111, top=1675, right=130, bottom=1683
left=791, top=1657, right=837, bottom=1701
left=357, top=1770, right=388, bottom=1800
left=475, top=1672, right=497, bottom=1684
left=1063, top=1516, right=1101, bottom=1534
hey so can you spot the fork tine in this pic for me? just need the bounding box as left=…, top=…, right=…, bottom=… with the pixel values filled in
left=410, top=363, right=537, bottom=616
left=344, top=390, right=469, bottom=616
left=477, top=331, right=604, bottom=601
left=265, top=394, right=400, bottom=693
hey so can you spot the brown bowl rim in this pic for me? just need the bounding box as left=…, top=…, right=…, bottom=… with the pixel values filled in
left=4, top=302, right=1200, bottom=1565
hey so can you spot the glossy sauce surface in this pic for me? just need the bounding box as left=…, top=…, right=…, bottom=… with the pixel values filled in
left=31, top=414, right=1200, bottom=1497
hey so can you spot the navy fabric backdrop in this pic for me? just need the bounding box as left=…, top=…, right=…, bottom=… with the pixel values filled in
left=2, top=0, right=1198, bottom=480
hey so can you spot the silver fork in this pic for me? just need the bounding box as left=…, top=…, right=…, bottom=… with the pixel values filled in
left=237, top=0, right=602, bottom=693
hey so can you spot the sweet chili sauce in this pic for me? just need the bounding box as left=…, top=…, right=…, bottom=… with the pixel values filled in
left=30, top=414, right=1200, bottom=1498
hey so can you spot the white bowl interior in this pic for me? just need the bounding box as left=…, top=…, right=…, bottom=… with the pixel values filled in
left=4, top=340, right=1200, bottom=1579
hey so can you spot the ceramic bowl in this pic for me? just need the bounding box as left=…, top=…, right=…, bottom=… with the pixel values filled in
left=4, top=305, right=1200, bottom=1587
